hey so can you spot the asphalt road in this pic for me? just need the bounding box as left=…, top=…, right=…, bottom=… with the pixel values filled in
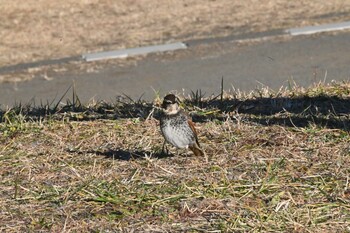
left=1, top=30, right=350, bottom=107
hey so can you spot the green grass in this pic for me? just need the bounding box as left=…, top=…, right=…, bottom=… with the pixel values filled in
left=1, top=81, right=350, bottom=232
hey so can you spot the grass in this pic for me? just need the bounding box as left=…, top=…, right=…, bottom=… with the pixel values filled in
left=1, top=81, right=350, bottom=232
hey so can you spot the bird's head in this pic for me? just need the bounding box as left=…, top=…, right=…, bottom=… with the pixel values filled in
left=161, top=94, right=180, bottom=115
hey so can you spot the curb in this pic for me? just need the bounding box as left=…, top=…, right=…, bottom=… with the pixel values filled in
left=82, top=42, right=187, bottom=62
left=286, top=21, right=350, bottom=36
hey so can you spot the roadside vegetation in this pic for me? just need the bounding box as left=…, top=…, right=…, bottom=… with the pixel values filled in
left=1, top=81, right=350, bottom=232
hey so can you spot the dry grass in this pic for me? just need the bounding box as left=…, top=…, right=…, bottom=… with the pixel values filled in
left=1, top=81, right=350, bottom=232
left=1, top=0, right=350, bottom=68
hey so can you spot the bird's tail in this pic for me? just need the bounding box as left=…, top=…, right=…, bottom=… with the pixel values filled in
left=189, top=143, right=205, bottom=157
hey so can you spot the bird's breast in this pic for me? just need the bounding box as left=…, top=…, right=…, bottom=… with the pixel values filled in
left=160, top=116, right=195, bottom=148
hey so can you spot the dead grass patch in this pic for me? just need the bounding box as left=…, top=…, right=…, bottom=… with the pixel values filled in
left=1, top=81, right=350, bottom=232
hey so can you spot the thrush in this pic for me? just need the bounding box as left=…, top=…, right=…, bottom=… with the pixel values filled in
left=159, top=94, right=204, bottom=156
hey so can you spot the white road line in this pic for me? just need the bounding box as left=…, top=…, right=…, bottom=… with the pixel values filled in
left=286, top=21, right=350, bottom=36
left=82, top=42, right=187, bottom=62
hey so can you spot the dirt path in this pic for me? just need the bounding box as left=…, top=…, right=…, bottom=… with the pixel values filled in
left=1, top=0, right=350, bottom=68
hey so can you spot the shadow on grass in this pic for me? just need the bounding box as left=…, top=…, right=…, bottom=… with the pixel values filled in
left=0, top=101, right=154, bottom=121
left=76, top=149, right=174, bottom=161
left=191, top=94, right=350, bottom=131
left=206, top=95, right=350, bottom=116
left=1, top=86, right=350, bottom=131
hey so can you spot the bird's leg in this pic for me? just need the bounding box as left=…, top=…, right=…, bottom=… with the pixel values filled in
left=161, top=140, right=169, bottom=155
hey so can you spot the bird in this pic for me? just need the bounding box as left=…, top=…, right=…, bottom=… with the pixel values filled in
left=159, top=94, right=205, bottom=157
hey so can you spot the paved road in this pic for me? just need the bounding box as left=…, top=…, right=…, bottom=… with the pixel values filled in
left=1, top=31, right=350, bottom=107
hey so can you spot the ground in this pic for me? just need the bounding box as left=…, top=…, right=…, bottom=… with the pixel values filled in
left=1, top=82, right=350, bottom=232
left=1, top=1, right=350, bottom=231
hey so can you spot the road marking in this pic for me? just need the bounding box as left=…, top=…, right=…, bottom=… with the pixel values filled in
left=286, top=21, right=350, bottom=36
left=82, top=42, right=187, bottom=62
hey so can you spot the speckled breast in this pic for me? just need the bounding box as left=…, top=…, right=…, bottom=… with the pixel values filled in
left=160, top=112, right=195, bottom=148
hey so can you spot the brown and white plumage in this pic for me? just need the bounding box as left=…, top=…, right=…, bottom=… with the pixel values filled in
left=160, top=94, right=204, bottom=156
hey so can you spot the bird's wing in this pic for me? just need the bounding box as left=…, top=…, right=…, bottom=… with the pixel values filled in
left=187, top=119, right=201, bottom=147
